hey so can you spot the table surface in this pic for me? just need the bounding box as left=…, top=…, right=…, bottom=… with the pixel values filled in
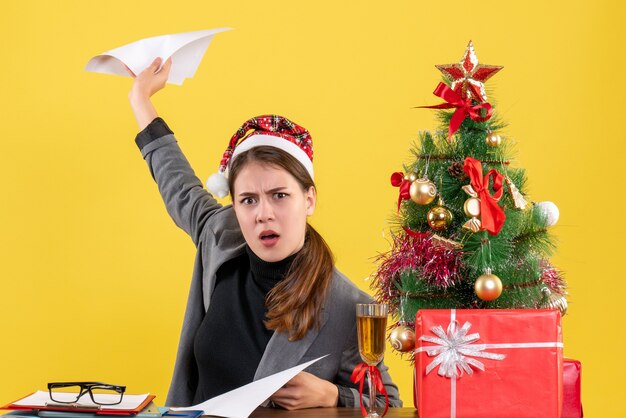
left=248, top=408, right=417, bottom=417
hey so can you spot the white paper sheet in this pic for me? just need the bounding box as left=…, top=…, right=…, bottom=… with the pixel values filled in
left=171, top=355, right=328, bottom=418
left=13, top=391, right=150, bottom=410
left=85, top=28, right=232, bottom=85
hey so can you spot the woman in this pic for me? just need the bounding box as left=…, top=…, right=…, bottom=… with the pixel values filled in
left=127, top=57, right=401, bottom=410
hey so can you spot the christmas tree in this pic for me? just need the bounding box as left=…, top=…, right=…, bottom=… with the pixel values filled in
left=373, top=41, right=567, bottom=355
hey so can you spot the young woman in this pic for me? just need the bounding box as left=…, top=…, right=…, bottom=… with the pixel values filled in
left=127, top=57, right=401, bottom=410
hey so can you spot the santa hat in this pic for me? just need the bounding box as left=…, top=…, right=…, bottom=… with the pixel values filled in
left=206, top=115, right=314, bottom=198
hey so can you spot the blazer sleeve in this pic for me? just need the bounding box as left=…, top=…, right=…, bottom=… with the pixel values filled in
left=136, top=118, right=222, bottom=246
left=335, top=322, right=403, bottom=408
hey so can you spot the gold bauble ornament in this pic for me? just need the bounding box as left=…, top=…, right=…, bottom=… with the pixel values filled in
left=463, top=197, right=481, bottom=217
left=389, top=324, right=416, bottom=353
left=406, top=172, right=419, bottom=182
left=427, top=206, right=453, bottom=230
left=540, top=287, right=568, bottom=316
left=474, top=270, right=503, bottom=301
left=409, top=178, right=437, bottom=205
left=485, top=131, right=502, bottom=147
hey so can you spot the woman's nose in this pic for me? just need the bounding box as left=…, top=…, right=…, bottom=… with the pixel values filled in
left=256, top=199, right=275, bottom=222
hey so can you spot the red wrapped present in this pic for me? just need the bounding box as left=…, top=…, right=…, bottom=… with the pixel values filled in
left=415, top=309, right=563, bottom=418
left=562, top=358, right=583, bottom=418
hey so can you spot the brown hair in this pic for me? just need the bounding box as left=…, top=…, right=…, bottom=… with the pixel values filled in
left=228, top=146, right=334, bottom=341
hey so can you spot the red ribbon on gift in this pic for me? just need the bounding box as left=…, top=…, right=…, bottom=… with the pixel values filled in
left=463, top=156, right=506, bottom=235
left=418, top=82, right=493, bottom=138
left=351, top=363, right=389, bottom=417
left=390, top=172, right=411, bottom=212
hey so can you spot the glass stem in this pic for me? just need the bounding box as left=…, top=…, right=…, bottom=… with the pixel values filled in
left=368, top=367, right=377, bottom=416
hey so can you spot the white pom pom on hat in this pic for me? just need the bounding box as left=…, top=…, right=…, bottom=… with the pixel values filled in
left=206, top=115, right=314, bottom=197
left=206, top=172, right=230, bottom=198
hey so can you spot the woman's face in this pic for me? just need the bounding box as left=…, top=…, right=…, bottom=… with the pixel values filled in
left=232, top=162, right=316, bottom=262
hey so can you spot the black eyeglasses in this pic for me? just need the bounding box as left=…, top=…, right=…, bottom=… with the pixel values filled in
left=47, top=382, right=126, bottom=406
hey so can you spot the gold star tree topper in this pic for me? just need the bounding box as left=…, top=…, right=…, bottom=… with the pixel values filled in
left=436, top=41, right=503, bottom=103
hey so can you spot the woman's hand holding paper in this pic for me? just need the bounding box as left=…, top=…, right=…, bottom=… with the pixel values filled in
left=127, top=57, right=172, bottom=130
left=269, top=371, right=339, bottom=410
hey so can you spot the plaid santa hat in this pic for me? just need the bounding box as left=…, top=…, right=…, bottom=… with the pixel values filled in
left=206, top=115, right=314, bottom=197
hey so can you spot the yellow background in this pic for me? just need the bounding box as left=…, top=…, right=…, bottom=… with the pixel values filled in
left=1, top=0, right=624, bottom=416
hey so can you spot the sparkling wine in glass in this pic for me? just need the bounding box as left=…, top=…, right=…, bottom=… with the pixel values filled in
left=356, top=303, right=388, bottom=418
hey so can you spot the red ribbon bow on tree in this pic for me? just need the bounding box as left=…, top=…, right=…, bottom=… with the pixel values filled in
left=391, top=173, right=431, bottom=239
left=463, top=156, right=506, bottom=235
left=350, top=363, right=389, bottom=417
left=418, top=82, right=493, bottom=138
left=390, top=172, right=411, bottom=212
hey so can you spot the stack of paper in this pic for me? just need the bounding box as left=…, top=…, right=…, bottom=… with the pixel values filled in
left=2, top=391, right=154, bottom=415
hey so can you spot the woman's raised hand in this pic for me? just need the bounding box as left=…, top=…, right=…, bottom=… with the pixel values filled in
left=128, top=57, right=172, bottom=100
left=127, top=57, right=172, bottom=130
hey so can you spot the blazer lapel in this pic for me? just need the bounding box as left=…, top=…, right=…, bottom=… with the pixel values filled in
left=253, top=309, right=330, bottom=380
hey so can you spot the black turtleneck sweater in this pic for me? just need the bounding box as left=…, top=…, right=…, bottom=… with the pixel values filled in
left=192, top=246, right=297, bottom=403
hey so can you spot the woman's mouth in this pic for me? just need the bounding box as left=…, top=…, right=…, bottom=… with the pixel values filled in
left=259, top=230, right=280, bottom=247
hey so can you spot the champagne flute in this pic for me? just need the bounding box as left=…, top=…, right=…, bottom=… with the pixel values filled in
left=356, top=303, right=388, bottom=418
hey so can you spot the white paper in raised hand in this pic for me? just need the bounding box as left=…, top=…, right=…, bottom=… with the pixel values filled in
left=171, top=355, right=328, bottom=418
left=85, top=28, right=232, bottom=85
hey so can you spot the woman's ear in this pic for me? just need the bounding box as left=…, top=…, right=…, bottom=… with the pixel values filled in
left=306, top=186, right=317, bottom=216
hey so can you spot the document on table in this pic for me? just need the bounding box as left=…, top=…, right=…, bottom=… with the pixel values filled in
left=11, top=391, right=150, bottom=410
left=85, top=28, right=232, bottom=85
left=171, top=355, right=328, bottom=418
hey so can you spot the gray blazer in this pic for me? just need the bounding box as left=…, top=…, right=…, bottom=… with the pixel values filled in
left=140, top=133, right=401, bottom=408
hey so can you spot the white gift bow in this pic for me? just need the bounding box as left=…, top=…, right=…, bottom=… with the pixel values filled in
left=417, top=319, right=506, bottom=378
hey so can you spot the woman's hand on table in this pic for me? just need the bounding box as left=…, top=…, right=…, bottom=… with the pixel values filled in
left=269, top=371, right=339, bottom=410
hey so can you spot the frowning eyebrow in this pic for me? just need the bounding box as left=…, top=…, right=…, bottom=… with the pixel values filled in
left=236, top=187, right=289, bottom=198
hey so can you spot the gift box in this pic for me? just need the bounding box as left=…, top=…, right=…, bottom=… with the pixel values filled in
left=414, top=309, right=563, bottom=418
left=562, top=358, right=583, bottom=418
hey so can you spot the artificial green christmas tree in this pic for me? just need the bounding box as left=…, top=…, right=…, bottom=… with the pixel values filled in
left=373, top=41, right=567, bottom=355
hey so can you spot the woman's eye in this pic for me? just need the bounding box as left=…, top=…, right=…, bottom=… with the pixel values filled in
left=274, top=192, right=288, bottom=199
left=240, top=197, right=256, bottom=205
